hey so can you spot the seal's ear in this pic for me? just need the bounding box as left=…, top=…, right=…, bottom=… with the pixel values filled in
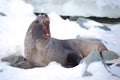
left=65, top=53, right=81, bottom=68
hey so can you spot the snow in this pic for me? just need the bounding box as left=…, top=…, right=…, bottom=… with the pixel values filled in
left=0, top=0, right=36, bottom=57
left=25, top=0, right=120, bottom=18
left=0, top=0, right=120, bottom=80
left=0, top=62, right=120, bottom=80
left=76, top=18, right=111, bottom=31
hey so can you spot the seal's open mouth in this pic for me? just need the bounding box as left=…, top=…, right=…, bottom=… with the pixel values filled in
left=42, top=25, right=51, bottom=37
left=41, top=14, right=51, bottom=37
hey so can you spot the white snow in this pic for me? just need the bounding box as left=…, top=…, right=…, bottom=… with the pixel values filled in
left=25, top=0, right=120, bottom=18
left=0, top=61, right=120, bottom=80
left=0, top=0, right=36, bottom=57
left=0, top=0, right=120, bottom=80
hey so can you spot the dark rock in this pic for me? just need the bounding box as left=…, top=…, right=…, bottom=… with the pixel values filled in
left=34, top=13, right=46, bottom=16
left=60, top=15, right=70, bottom=20
left=0, top=69, right=3, bottom=72
left=116, top=63, right=120, bottom=67
left=0, top=12, right=6, bottom=16
left=88, top=16, right=120, bottom=24
left=106, top=63, right=113, bottom=66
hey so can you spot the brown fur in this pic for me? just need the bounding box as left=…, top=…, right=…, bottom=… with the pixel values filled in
left=24, top=14, right=107, bottom=68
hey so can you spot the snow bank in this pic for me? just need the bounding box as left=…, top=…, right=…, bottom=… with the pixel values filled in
left=0, top=0, right=33, bottom=17
left=25, top=0, right=120, bottom=18
left=0, top=61, right=120, bottom=80
left=0, top=0, right=36, bottom=58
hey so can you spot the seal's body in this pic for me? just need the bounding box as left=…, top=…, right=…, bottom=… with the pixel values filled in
left=24, top=14, right=107, bottom=68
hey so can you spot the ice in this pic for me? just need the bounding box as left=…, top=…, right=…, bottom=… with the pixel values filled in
left=25, top=0, right=120, bottom=18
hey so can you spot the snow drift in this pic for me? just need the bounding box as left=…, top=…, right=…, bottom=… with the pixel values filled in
left=24, top=0, right=120, bottom=18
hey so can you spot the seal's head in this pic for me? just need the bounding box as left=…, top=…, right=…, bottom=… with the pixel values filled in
left=35, top=13, right=51, bottom=38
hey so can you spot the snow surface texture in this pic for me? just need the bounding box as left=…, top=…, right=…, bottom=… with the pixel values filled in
left=0, top=0, right=120, bottom=80
left=0, top=0, right=36, bottom=58
left=0, top=61, right=120, bottom=80
left=24, top=0, right=120, bottom=18
left=76, top=18, right=111, bottom=31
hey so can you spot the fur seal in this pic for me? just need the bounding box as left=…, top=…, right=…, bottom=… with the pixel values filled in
left=24, top=13, right=107, bottom=68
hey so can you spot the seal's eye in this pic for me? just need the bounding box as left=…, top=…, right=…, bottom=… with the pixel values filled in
left=35, top=20, right=39, bottom=23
